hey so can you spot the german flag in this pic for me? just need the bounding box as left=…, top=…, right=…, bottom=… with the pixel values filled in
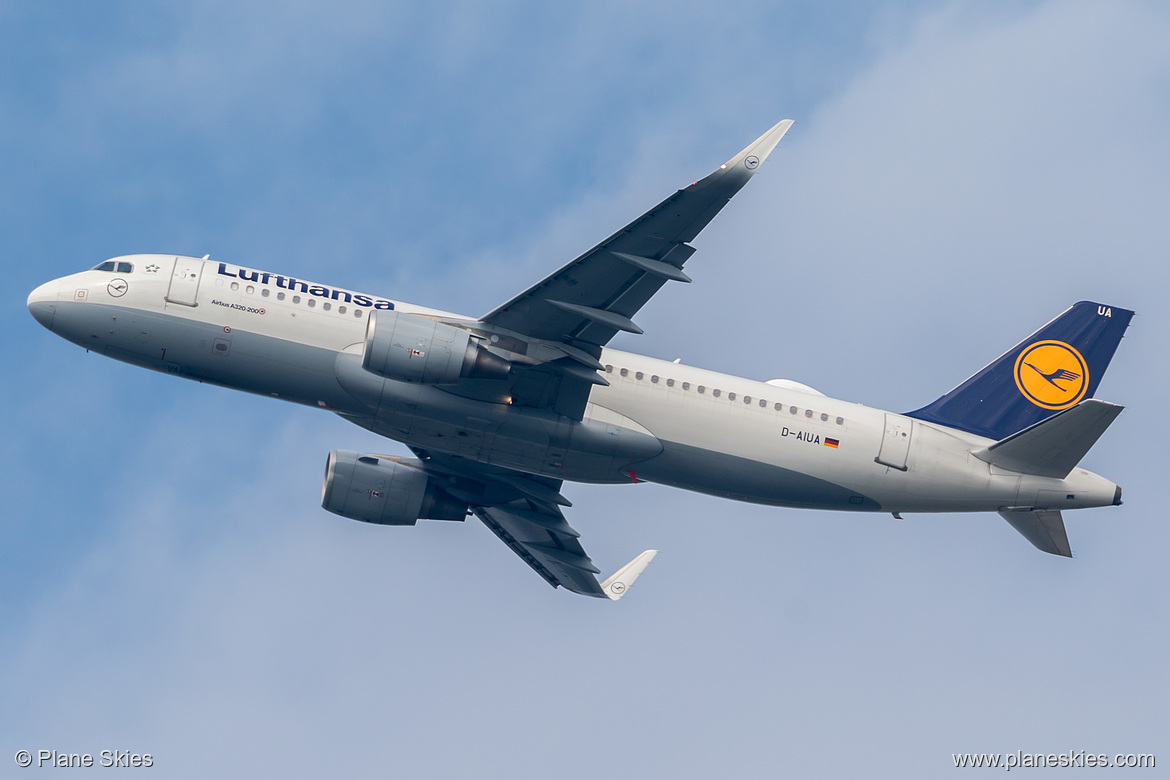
left=824, top=437, right=840, bottom=449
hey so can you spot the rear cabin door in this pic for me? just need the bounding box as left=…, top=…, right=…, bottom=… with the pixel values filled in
left=166, top=257, right=204, bottom=306
left=876, top=413, right=914, bottom=471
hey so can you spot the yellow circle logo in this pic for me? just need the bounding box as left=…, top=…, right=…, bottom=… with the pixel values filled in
left=1013, top=340, right=1088, bottom=410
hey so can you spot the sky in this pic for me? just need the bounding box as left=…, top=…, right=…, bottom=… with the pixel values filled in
left=2, top=1, right=1167, bottom=777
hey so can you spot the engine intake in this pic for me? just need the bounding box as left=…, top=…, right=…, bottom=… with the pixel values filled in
left=362, top=310, right=509, bottom=384
left=321, top=450, right=468, bottom=525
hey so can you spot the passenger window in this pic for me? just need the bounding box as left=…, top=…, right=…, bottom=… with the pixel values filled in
left=651, top=375, right=659, bottom=383
left=713, top=389, right=721, bottom=398
left=293, top=295, right=301, bottom=304
left=790, top=406, right=798, bottom=414
left=821, top=413, right=829, bottom=421
left=743, top=395, right=750, bottom=404
left=308, top=299, right=316, bottom=308
left=246, top=285, right=254, bottom=294
left=93, top=261, right=116, bottom=272
left=262, top=288, right=270, bottom=297
left=759, top=399, right=767, bottom=408
left=697, top=385, right=705, bottom=394
left=635, top=372, right=643, bottom=380
left=805, top=409, right=813, bottom=418
left=323, top=302, right=331, bottom=311
left=277, top=292, right=285, bottom=300
left=116, top=262, right=133, bottom=273
left=339, top=305, right=346, bottom=314
left=666, top=378, right=674, bottom=387
left=230, top=281, right=239, bottom=291
left=727, top=392, right=735, bottom=401
left=836, top=417, right=844, bottom=425
left=605, top=365, right=613, bottom=373
left=682, top=382, right=690, bottom=390
left=620, top=368, right=628, bottom=377
left=354, top=309, right=363, bottom=317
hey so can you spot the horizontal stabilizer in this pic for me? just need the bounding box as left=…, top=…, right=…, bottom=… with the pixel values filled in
left=601, top=550, right=659, bottom=601
left=999, top=508, right=1072, bottom=557
left=973, top=399, right=1123, bottom=478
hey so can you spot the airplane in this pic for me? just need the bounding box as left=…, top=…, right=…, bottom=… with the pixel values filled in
left=27, top=119, right=1133, bottom=600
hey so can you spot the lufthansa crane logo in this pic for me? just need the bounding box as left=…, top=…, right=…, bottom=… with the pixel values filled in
left=1013, top=340, right=1088, bottom=410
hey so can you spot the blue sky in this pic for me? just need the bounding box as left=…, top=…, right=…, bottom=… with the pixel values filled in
left=2, top=1, right=1167, bottom=776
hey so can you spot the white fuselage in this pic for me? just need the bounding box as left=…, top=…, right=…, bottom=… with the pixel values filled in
left=28, top=255, right=1121, bottom=516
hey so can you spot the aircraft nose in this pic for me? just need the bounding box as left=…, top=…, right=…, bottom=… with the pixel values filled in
left=27, top=279, right=60, bottom=330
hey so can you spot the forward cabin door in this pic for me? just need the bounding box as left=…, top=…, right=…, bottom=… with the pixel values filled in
left=166, top=257, right=204, bottom=307
left=876, top=413, right=913, bottom=471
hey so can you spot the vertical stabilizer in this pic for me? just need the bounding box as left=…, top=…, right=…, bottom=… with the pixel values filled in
left=908, top=302, right=1132, bottom=440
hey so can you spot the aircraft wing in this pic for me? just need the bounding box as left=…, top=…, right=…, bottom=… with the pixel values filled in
left=480, top=120, right=793, bottom=347
left=411, top=448, right=656, bottom=599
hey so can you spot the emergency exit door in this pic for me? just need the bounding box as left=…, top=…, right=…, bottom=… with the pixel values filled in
left=876, top=414, right=914, bottom=471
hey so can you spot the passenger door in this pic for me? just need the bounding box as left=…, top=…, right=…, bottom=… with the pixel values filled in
left=166, top=257, right=204, bottom=307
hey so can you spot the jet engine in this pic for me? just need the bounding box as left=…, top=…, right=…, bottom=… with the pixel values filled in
left=321, top=450, right=469, bottom=525
left=362, top=310, right=510, bottom=384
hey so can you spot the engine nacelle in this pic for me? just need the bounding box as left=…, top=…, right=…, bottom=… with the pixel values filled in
left=361, top=310, right=509, bottom=384
left=321, top=450, right=468, bottom=526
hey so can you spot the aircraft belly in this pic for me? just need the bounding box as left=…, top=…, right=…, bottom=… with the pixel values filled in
left=639, top=439, right=882, bottom=509
left=53, top=301, right=366, bottom=412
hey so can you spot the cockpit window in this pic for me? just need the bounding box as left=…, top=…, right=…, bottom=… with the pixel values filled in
left=92, top=260, right=134, bottom=273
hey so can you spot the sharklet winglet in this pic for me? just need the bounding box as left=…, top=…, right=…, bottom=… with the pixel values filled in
left=601, top=550, right=659, bottom=601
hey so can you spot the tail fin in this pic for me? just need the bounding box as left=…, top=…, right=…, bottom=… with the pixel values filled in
left=907, top=301, right=1133, bottom=440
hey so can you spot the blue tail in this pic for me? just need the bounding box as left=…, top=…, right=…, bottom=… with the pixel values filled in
left=907, top=301, right=1133, bottom=441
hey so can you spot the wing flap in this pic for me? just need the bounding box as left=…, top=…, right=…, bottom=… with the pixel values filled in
left=474, top=502, right=608, bottom=597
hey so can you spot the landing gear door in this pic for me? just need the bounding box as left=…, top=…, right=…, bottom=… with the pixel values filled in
left=876, top=413, right=913, bottom=471
left=166, top=257, right=203, bottom=307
